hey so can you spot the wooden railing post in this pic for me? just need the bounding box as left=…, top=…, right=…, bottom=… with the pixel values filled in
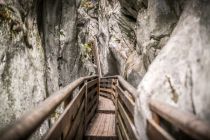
left=84, top=80, right=88, bottom=131
left=115, top=78, right=119, bottom=138
left=97, top=77, right=100, bottom=106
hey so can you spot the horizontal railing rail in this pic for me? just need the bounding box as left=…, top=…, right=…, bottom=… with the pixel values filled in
left=148, top=99, right=210, bottom=140
left=0, top=75, right=98, bottom=140
left=100, top=76, right=138, bottom=140
left=1, top=75, right=210, bottom=140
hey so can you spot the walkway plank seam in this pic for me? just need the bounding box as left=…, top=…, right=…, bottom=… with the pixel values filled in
left=85, top=95, right=117, bottom=139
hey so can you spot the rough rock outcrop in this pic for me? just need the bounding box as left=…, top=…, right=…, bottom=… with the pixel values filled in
left=0, top=0, right=48, bottom=138
left=97, top=0, right=181, bottom=87
left=0, top=0, right=89, bottom=139
left=135, top=0, right=210, bottom=139
left=98, top=0, right=144, bottom=87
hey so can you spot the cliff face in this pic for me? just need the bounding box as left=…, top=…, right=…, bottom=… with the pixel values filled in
left=91, top=0, right=181, bottom=88
left=81, top=0, right=210, bottom=139
left=0, top=1, right=47, bottom=138
left=0, top=0, right=90, bottom=138
left=1, top=0, right=210, bottom=139
left=135, top=1, right=210, bottom=139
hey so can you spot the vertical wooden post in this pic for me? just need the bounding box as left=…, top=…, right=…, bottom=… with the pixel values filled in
left=84, top=80, right=88, bottom=131
left=97, top=77, right=100, bottom=106
left=115, top=79, right=119, bottom=135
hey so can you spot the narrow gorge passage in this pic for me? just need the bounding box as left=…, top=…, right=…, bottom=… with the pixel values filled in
left=0, top=0, right=210, bottom=140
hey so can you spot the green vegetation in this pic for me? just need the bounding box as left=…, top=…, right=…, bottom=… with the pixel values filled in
left=80, top=42, right=93, bottom=62
left=81, top=0, right=94, bottom=10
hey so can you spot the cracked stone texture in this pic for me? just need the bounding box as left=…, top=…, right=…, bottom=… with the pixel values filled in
left=97, top=0, right=182, bottom=88
left=98, top=0, right=144, bottom=88
left=0, top=0, right=90, bottom=139
left=0, top=0, right=48, bottom=139
left=135, top=0, right=210, bottom=139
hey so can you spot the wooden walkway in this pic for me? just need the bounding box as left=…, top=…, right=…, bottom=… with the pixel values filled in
left=85, top=96, right=117, bottom=140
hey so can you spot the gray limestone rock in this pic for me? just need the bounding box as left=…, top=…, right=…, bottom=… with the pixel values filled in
left=135, top=0, right=210, bottom=139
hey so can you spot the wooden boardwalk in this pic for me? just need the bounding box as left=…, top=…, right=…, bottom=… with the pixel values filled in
left=98, top=96, right=115, bottom=113
left=85, top=96, right=117, bottom=140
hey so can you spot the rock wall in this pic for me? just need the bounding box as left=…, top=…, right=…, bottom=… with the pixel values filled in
left=96, top=0, right=181, bottom=87
left=0, top=0, right=210, bottom=139
left=0, top=0, right=49, bottom=139
left=135, top=0, right=210, bottom=139
left=0, top=0, right=90, bottom=139
left=96, top=0, right=210, bottom=139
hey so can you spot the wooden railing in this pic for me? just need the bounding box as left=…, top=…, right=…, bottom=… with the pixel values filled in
left=99, top=76, right=210, bottom=140
left=148, top=99, right=210, bottom=140
left=100, top=76, right=138, bottom=140
left=0, top=76, right=99, bottom=140
left=1, top=75, right=210, bottom=140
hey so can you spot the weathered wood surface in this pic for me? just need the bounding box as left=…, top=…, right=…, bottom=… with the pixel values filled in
left=117, top=101, right=137, bottom=140
left=85, top=113, right=116, bottom=138
left=85, top=95, right=117, bottom=140
left=0, top=76, right=97, bottom=140
left=116, top=85, right=135, bottom=116
left=2, top=75, right=209, bottom=140
left=43, top=85, right=86, bottom=140
left=149, top=99, right=210, bottom=140
left=98, top=96, right=115, bottom=114
left=147, top=119, right=175, bottom=140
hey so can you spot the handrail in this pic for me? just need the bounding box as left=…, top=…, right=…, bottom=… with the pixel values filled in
left=100, top=75, right=137, bottom=100
left=117, top=76, right=137, bottom=100
left=149, top=99, right=210, bottom=140
left=1, top=75, right=210, bottom=140
left=0, top=75, right=98, bottom=140
left=99, top=76, right=138, bottom=140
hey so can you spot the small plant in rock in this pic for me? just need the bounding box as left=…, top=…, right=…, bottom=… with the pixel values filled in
left=80, top=42, right=93, bottom=62
left=81, top=0, right=94, bottom=10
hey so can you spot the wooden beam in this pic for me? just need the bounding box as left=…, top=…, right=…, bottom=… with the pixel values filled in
left=149, top=99, right=210, bottom=140
left=86, top=103, right=97, bottom=126
left=116, top=85, right=135, bottom=116
left=0, top=77, right=92, bottom=140
left=117, top=76, right=138, bottom=100
left=65, top=101, right=85, bottom=140
left=147, top=119, right=175, bottom=140
left=117, top=101, right=137, bottom=140
left=117, top=126, right=123, bottom=140
left=43, top=85, right=86, bottom=140
left=87, top=79, right=98, bottom=88
left=117, top=113, right=130, bottom=140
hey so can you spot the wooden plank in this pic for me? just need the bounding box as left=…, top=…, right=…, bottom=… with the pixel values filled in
left=97, top=96, right=115, bottom=114
left=86, top=102, right=97, bottom=126
left=87, top=79, right=98, bottom=88
left=88, top=87, right=97, bottom=97
left=117, top=126, right=123, bottom=140
left=74, top=117, right=84, bottom=140
left=43, top=85, right=86, bottom=140
left=89, top=113, right=103, bottom=136
left=87, top=94, right=98, bottom=113
left=100, top=92, right=112, bottom=99
left=147, top=119, right=175, bottom=140
left=85, top=113, right=116, bottom=137
left=116, top=85, right=135, bottom=116
left=0, top=76, right=91, bottom=140
left=65, top=101, right=85, bottom=140
left=100, top=88, right=115, bottom=95
left=118, top=101, right=137, bottom=140
left=118, top=113, right=130, bottom=140
left=117, top=76, right=137, bottom=100
left=149, top=99, right=210, bottom=140
left=100, top=78, right=113, bottom=83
